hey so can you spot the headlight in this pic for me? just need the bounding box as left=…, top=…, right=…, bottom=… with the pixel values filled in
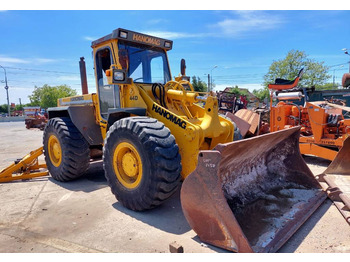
left=112, top=69, right=130, bottom=84
left=119, top=31, right=128, bottom=39
left=164, top=41, right=172, bottom=49
left=113, top=71, right=125, bottom=81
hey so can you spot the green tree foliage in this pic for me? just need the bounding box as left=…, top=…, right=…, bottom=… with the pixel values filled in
left=0, top=103, right=37, bottom=114
left=0, top=104, right=8, bottom=113
left=263, top=50, right=331, bottom=88
left=227, top=85, right=250, bottom=96
left=254, top=49, right=331, bottom=101
left=317, top=82, right=341, bottom=90
left=252, top=88, right=270, bottom=101
left=28, top=84, right=78, bottom=108
left=191, top=76, right=208, bottom=92
left=14, top=104, right=24, bottom=111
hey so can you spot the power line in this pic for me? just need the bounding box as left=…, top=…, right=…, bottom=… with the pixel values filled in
left=328, top=62, right=350, bottom=68
left=4, top=66, right=95, bottom=76
left=5, top=66, right=78, bottom=75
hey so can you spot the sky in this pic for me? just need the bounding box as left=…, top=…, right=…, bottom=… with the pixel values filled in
left=1, top=4, right=350, bottom=105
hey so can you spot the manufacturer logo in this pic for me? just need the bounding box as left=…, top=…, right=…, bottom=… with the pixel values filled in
left=132, top=33, right=161, bottom=46
left=71, top=96, right=84, bottom=101
left=152, top=104, right=187, bottom=129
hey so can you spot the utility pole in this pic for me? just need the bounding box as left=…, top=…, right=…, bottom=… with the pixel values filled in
left=207, top=74, right=210, bottom=92
left=0, top=65, right=10, bottom=116
left=210, top=65, right=218, bottom=92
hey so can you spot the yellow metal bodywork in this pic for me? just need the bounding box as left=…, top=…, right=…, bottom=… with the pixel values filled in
left=137, top=84, right=233, bottom=178
left=47, top=134, right=62, bottom=167
left=58, top=93, right=95, bottom=107
left=0, top=147, right=48, bottom=183
left=50, top=33, right=234, bottom=180
left=113, top=142, right=143, bottom=189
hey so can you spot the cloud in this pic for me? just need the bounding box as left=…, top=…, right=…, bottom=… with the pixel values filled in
left=146, top=19, right=168, bottom=25
left=0, top=55, right=56, bottom=66
left=83, top=36, right=96, bottom=41
left=57, top=75, right=81, bottom=81
left=213, top=11, right=285, bottom=38
left=34, top=58, right=56, bottom=63
left=0, top=55, right=30, bottom=64
left=80, top=11, right=285, bottom=46
left=142, top=31, right=207, bottom=39
left=144, top=11, right=284, bottom=40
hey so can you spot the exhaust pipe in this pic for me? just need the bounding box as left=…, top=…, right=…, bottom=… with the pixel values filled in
left=79, top=57, right=88, bottom=95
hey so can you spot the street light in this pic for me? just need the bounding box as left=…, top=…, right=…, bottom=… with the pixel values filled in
left=0, top=65, right=10, bottom=117
left=210, top=65, right=218, bottom=92
left=342, top=48, right=350, bottom=72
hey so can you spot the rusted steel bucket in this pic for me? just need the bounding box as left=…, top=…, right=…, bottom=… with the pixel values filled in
left=181, top=126, right=326, bottom=253
left=316, top=136, right=350, bottom=224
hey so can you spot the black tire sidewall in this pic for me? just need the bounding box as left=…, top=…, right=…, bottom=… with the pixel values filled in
left=43, top=117, right=90, bottom=181
left=103, top=117, right=181, bottom=211
left=43, top=119, right=66, bottom=180
left=104, top=128, right=153, bottom=197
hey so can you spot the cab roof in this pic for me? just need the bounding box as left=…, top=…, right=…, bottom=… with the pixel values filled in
left=91, top=28, right=173, bottom=50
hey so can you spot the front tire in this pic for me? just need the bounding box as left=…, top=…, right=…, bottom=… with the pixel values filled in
left=103, top=117, right=181, bottom=211
left=43, top=117, right=90, bottom=181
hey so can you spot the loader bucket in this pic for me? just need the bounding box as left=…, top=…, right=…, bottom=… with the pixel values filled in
left=316, top=136, right=350, bottom=224
left=181, top=127, right=326, bottom=253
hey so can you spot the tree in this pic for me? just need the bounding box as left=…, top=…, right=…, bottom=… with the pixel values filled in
left=253, top=49, right=332, bottom=101
left=191, top=76, right=208, bottom=92
left=317, top=82, right=341, bottom=90
left=0, top=104, right=8, bottom=113
left=14, top=104, right=24, bottom=111
left=28, top=84, right=78, bottom=108
left=252, top=88, right=270, bottom=102
left=227, top=85, right=250, bottom=97
left=263, top=50, right=331, bottom=88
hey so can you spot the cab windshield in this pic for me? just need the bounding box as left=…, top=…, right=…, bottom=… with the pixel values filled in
left=118, top=41, right=171, bottom=84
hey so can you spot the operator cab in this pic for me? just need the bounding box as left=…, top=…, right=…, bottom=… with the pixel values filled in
left=92, top=28, right=173, bottom=119
left=117, top=41, right=171, bottom=84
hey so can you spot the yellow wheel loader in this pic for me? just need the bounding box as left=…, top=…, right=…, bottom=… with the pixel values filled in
left=0, top=28, right=327, bottom=252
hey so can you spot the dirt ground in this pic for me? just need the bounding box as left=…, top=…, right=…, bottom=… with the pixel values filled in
left=0, top=121, right=349, bottom=253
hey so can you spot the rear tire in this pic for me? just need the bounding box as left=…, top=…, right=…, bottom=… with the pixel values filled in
left=43, top=117, right=90, bottom=181
left=103, top=116, right=181, bottom=211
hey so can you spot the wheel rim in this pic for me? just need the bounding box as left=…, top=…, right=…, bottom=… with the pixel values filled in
left=113, top=142, right=143, bottom=189
left=48, top=134, right=62, bottom=167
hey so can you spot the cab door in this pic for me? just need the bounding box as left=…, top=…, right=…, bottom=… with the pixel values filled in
left=95, top=46, right=121, bottom=119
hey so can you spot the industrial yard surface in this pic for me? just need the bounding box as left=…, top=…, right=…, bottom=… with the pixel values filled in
left=0, top=121, right=350, bottom=253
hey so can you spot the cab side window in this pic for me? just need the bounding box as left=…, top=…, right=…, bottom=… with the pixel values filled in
left=95, top=48, right=120, bottom=118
